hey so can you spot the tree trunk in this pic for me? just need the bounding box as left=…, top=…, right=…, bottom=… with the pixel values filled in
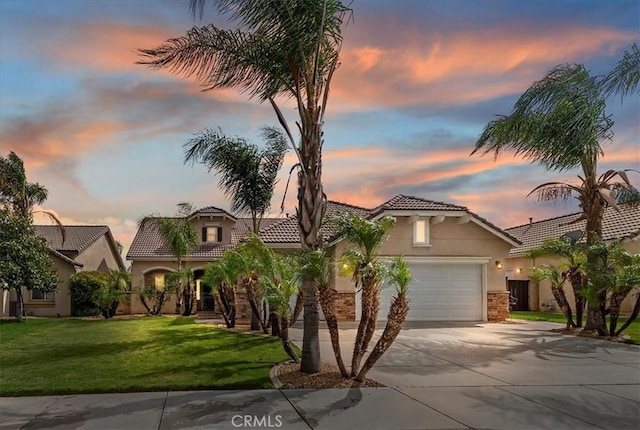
left=280, top=315, right=299, bottom=363
left=566, top=267, right=587, bottom=328
left=352, top=276, right=374, bottom=377
left=585, top=307, right=607, bottom=335
left=615, top=291, right=640, bottom=336
left=16, top=288, right=25, bottom=322
left=244, top=277, right=268, bottom=334
left=270, top=311, right=281, bottom=337
left=550, top=286, right=575, bottom=330
left=319, top=287, right=349, bottom=378
left=355, top=293, right=409, bottom=382
left=297, top=120, right=325, bottom=374
left=608, top=289, right=631, bottom=337
left=289, top=290, right=303, bottom=326
left=214, top=293, right=232, bottom=328
left=360, top=283, right=381, bottom=357
left=300, top=278, right=321, bottom=374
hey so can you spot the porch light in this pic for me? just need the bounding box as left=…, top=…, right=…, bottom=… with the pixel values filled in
left=495, top=261, right=503, bottom=269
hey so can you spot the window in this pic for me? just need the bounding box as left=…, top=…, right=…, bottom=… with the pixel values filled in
left=154, top=273, right=166, bottom=290
left=413, top=219, right=430, bottom=246
left=31, top=289, right=55, bottom=301
left=202, top=226, right=222, bottom=243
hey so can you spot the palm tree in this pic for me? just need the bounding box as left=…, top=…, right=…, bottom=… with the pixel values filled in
left=297, top=248, right=348, bottom=377
left=473, top=63, right=640, bottom=334
left=138, top=0, right=351, bottom=374
left=334, top=212, right=396, bottom=377
left=526, top=237, right=587, bottom=327
left=355, top=256, right=411, bottom=382
left=145, top=203, right=199, bottom=315
left=529, top=265, right=575, bottom=330
left=262, top=253, right=301, bottom=362
left=184, top=126, right=288, bottom=234
left=203, top=255, right=242, bottom=328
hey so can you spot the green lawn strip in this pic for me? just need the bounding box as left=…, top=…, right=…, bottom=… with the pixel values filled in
left=510, top=311, right=640, bottom=344
left=0, top=317, right=290, bottom=396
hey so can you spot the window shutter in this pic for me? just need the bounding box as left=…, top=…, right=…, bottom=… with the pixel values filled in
left=202, top=227, right=207, bottom=242
left=217, top=227, right=223, bottom=242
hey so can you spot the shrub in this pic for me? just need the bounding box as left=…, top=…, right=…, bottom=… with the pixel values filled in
left=69, top=271, right=109, bottom=316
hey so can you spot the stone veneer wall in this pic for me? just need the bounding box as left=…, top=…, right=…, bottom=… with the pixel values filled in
left=334, top=291, right=356, bottom=321
left=487, top=291, right=510, bottom=322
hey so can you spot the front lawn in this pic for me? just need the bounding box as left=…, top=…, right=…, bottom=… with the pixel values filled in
left=510, top=311, right=640, bottom=344
left=0, top=317, right=290, bottom=396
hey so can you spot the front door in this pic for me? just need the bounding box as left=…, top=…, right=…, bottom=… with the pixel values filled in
left=508, top=280, right=530, bottom=311
left=202, top=284, right=215, bottom=312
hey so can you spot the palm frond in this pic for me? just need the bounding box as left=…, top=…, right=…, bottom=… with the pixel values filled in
left=473, top=64, right=610, bottom=172
left=527, top=181, right=580, bottom=202
left=601, top=43, right=640, bottom=98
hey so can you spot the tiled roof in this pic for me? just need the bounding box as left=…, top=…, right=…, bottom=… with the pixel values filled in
left=127, top=217, right=285, bottom=259
left=35, top=225, right=110, bottom=254
left=369, top=195, right=520, bottom=245
left=370, top=194, right=467, bottom=216
left=260, top=201, right=371, bottom=244
left=505, top=204, right=640, bottom=257
left=190, top=206, right=236, bottom=220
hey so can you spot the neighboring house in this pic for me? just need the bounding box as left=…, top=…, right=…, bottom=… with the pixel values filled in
left=128, top=195, right=520, bottom=322
left=504, top=204, right=640, bottom=313
left=1, top=225, right=126, bottom=318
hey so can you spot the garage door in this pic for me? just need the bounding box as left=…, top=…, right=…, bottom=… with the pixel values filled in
left=357, top=263, right=483, bottom=321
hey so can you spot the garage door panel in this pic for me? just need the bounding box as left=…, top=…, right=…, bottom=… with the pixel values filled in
left=357, top=263, right=483, bottom=321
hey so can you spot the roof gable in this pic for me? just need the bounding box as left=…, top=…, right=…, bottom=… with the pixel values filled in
left=35, top=225, right=109, bottom=254
left=505, top=204, right=640, bottom=257
left=370, top=194, right=466, bottom=216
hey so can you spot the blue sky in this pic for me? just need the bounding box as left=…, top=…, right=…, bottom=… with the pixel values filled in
left=1, top=0, right=638, bottom=253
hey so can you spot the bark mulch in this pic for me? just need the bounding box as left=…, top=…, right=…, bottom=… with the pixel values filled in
left=275, top=361, right=385, bottom=389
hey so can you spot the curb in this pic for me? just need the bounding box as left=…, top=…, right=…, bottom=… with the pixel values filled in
left=270, top=360, right=292, bottom=389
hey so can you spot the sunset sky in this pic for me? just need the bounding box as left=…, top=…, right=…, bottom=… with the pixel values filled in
left=1, top=0, right=638, bottom=255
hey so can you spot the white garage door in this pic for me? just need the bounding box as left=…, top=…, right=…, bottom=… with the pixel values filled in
left=357, top=263, right=483, bottom=321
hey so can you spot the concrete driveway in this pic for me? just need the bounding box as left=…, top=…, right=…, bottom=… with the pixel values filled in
left=2, top=321, right=638, bottom=430
left=288, top=320, right=640, bottom=430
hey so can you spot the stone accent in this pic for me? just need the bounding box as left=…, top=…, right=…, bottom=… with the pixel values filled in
left=333, top=291, right=356, bottom=321
left=234, top=290, right=252, bottom=323
left=487, top=291, right=510, bottom=322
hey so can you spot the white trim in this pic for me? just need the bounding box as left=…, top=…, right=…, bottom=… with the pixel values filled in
left=481, top=263, right=488, bottom=321
left=469, top=218, right=521, bottom=247
left=141, top=266, right=176, bottom=274
left=264, top=243, right=303, bottom=249
left=371, top=210, right=465, bottom=220
left=431, top=215, right=445, bottom=225
left=413, top=218, right=430, bottom=246
left=383, top=256, right=491, bottom=264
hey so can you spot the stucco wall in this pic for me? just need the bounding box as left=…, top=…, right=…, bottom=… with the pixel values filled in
left=22, top=255, right=77, bottom=317
left=75, top=235, right=123, bottom=272
left=506, top=239, right=638, bottom=314
left=331, top=216, right=513, bottom=294
left=189, top=216, right=236, bottom=245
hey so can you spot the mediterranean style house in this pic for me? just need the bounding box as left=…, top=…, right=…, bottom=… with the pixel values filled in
left=127, top=195, right=521, bottom=322
left=1, top=225, right=126, bottom=318
left=504, top=204, right=640, bottom=314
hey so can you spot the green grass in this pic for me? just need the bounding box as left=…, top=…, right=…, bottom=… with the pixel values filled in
left=0, top=317, right=290, bottom=396
left=510, top=311, right=640, bottom=344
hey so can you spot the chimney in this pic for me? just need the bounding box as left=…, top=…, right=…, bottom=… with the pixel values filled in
left=529, top=217, right=533, bottom=224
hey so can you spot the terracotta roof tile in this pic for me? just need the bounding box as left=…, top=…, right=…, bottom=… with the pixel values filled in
left=35, top=225, right=109, bottom=254
left=370, top=194, right=467, bottom=216
left=505, top=204, right=640, bottom=257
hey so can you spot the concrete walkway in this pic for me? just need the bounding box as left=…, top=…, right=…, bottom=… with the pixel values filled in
left=2, top=321, right=638, bottom=429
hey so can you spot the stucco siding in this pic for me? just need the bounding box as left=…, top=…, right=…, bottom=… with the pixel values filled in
left=75, top=235, right=122, bottom=272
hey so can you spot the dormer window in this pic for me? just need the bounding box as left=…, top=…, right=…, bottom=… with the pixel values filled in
left=413, top=218, right=430, bottom=246
left=202, top=226, right=222, bottom=243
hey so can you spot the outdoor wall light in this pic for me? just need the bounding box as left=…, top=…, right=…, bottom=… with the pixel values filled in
left=495, top=261, right=503, bottom=269
left=516, top=267, right=522, bottom=273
